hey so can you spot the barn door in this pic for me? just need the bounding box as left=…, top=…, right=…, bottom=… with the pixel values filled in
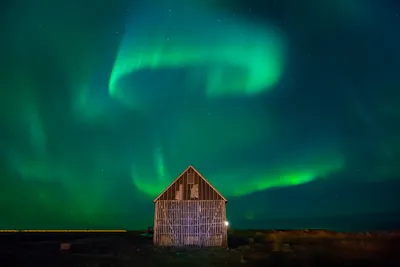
left=158, top=201, right=181, bottom=246
left=205, top=200, right=224, bottom=246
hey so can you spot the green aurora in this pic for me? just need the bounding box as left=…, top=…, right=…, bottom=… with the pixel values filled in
left=109, top=0, right=285, bottom=109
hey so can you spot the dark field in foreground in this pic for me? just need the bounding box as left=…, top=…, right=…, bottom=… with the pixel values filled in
left=1, top=230, right=399, bottom=267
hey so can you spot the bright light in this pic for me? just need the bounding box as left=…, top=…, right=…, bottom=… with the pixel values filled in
left=224, top=221, right=229, bottom=226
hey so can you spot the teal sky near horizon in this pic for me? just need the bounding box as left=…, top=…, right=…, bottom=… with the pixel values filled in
left=1, top=0, right=400, bottom=230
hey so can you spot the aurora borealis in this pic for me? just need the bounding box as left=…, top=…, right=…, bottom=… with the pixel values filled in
left=1, top=0, right=400, bottom=230
left=109, top=0, right=285, bottom=108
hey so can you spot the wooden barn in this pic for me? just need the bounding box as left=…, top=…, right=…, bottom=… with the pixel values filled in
left=153, top=165, right=228, bottom=247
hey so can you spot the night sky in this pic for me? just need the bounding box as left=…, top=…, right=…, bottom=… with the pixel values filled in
left=1, top=0, right=400, bottom=231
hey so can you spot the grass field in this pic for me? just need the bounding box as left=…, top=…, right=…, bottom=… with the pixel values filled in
left=1, top=230, right=399, bottom=266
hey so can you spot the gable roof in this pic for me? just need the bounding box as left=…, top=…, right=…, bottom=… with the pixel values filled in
left=153, top=165, right=227, bottom=203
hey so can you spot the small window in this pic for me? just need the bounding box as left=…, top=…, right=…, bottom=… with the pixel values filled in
left=190, top=184, right=199, bottom=199
left=187, top=173, right=194, bottom=184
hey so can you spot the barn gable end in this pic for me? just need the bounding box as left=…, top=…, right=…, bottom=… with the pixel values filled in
left=153, top=165, right=228, bottom=247
left=154, top=165, right=227, bottom=202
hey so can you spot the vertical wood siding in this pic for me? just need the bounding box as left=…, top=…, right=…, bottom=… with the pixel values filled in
left=154, top=200, right=227, bottom=247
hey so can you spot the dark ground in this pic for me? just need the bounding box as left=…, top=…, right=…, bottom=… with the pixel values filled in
left=1, top=230, right=399, bottom=267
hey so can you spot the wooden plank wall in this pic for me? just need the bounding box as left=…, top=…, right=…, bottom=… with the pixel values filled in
left=157, top=167, right=223, bottom=201
left=154, top=200, right=227, bottom=247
